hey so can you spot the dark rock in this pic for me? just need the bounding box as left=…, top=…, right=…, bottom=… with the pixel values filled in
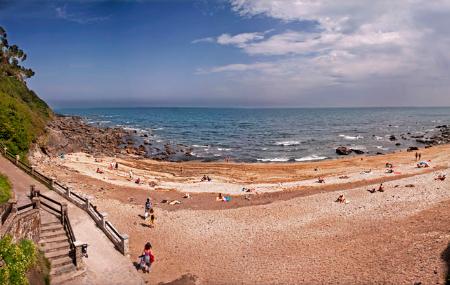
left=407, top=146, right=419, bottom=152
left=351, top=149, right=365, bottom=154
left=395, top=143, right=401, bottom=146
left=336, top=146, right=352, bottom=155
left=389, top=135, right=396, bottom=141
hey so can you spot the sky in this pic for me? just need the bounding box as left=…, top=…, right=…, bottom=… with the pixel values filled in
left=1, top=0, right=450, bottom=108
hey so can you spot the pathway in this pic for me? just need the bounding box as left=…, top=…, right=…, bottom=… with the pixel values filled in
left=0, top=155, right=145, bottom=284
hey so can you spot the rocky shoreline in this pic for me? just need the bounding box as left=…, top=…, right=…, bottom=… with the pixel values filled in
left=39, top=115, right=193, bottom=161
left=335, top=124, right=450, bottom=156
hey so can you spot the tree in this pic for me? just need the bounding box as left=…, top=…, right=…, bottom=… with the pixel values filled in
left=0, top=26, right=34, bottom=82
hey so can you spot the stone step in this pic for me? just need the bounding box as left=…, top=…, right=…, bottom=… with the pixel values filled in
left=40, top=242, right=70, bottom=253
left=50, top=262, right=76, bottom=277
left=41, top=223, right=64, bottom=232
left=45, top=249, right=70, bottom=261
left=40, top=229, right=66, bottom=239
left=49, top=256, right=74, bottom=268
left=41, top=220, right=61, bottom=227
left=39, top=235, right=68, bottom=245
left=51, top=266, right=85, bottom=285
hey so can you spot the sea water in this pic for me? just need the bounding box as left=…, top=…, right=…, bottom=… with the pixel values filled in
left=56, top=107, right=450, bottom=162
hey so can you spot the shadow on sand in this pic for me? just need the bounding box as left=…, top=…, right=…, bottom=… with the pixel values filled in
left=441, top=242, right=450, bottom=285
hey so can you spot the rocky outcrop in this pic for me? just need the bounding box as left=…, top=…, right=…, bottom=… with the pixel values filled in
left=41, top=115, right=129, bottom=157
left=336, top=146, right=352, bottom=155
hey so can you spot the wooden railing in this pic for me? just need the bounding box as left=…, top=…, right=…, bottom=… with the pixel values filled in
left=0, top=142, right=129, bottom=255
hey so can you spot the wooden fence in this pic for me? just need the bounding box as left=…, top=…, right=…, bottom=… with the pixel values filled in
left=0, top=143, right=129, bottom=255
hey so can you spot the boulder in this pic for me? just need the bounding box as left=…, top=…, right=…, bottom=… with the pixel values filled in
left=407, top=146, right=419, bottom=152
left=336, top=146, right=352, bottom=155
left=351, top=149, right=365, bottom=155
left=389, top=135, right=397, bottom=141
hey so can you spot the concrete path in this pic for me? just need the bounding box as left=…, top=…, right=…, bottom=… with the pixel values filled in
left=0, top=155, right=145, bottom=285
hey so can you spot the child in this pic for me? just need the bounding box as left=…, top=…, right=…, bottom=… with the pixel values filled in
left=144, top=198, right=152, bottom=220
left=149, top=208, right=155, bottom=228
left=137, top=242, right=154, bottom=273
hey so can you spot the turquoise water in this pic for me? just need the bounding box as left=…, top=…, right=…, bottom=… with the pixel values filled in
left=56, top=107, right=450, bottom=162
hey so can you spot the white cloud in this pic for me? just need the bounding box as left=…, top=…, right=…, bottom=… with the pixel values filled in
left=194, top=0, right=450, bottom=105
left=217, top=32, right=265, bottom=46
left=191, top=37, right=215, bottom=44
left=55, top=5, right=109, bottom=24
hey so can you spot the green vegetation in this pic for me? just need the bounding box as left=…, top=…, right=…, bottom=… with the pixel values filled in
left=0, top=173, right=11, bottom=204
left=0, top=27, right=34, bottom=81
left=0, top=235, right=37, bottom=285
left=0, top=26, right=52, bottom=158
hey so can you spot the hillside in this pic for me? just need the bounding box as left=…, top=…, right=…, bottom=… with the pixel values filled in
left=0, top=75, right=52, bottom=158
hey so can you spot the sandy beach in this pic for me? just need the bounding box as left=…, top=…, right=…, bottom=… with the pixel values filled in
left=28, top=143, right=450, bottom=284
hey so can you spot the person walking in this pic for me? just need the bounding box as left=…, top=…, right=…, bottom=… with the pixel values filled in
left=144, top=198, right=152, bottom=220
left=137, top=242, right=154, bottom=273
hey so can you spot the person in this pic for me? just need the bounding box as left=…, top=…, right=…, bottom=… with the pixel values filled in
left=378, top=183, right=384, bottom=192
left=135, top=177, right=141, bottom=184
left=317, top=177, right=325, bottom=183
left=418, top=153, right=422, bottom=160
left=144, top=198, right=152, bottom=219
left=137, top=242, right=154, bottom=273
left=435, top=174, right=447, bottom=181
left=216, top=193, right=223, bottom=201
left=336, top=194, right=346, bottom=203
left=96, top=168, right=104, bottom=174
left=415, top=152, right=419, bottom=161
left=129, top=170, right=134, bottom=180
left=149, top=208, right=155, bottom=228
left=115, top=162, right=119, bottom=170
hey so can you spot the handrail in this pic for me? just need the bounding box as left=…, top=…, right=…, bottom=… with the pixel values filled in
left=0, top=141, right=129, bottom=255
left=70, top=191, right=86, bottom=202
left=105, top=221, right=122, bottom=241
left=38, top=192, right=62, bottom=207
left=40, top=201, right=61, bottom=215
left=17, top=202, right=35, bottom=213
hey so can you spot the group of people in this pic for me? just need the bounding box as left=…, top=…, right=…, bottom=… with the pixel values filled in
left=144, top=198, right=155, bottom=227
left=368, top=183, right=384, bottom=193
left=201, top=175, right=212, bottom=182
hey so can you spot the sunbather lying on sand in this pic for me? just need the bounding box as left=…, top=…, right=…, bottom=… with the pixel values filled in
left=96, top=168, right=104, bottom=174
left=435, top=174, right=447, bottom=181
left=317, top=177, right=326, bottom=183
left=339, top=175, right=349, bottom=179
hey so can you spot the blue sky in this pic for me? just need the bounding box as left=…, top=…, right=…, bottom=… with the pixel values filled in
left=1, top=0, right=450, bottom=107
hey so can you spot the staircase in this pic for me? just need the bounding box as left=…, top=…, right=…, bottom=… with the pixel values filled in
left=39, top=210, right=79, bottom=284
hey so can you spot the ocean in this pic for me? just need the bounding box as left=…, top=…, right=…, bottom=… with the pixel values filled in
left=56, top=107, right=450, bottom=162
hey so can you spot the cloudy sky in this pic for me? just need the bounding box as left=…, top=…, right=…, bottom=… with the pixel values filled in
left=1, top=0, right=450, bottom=107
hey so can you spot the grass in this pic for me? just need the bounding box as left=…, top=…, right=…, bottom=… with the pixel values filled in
left=0, top=75, right=52, bottom=159
left=0, top=173, right=11, bottom=204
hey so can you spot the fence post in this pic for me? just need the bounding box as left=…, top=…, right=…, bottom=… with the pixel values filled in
left=32, top=197, right=40, bottom=209
left=84, top=197, right=90, bottom=212
left=2, top=147, right=6, bottom=155
left=15, top=155, right=19, bottom=164
left=120, top=234, right=129, bottom=255
left=50, top=178, right=55, bottom=190
left=10, top=199, right=17, bottom=214
left=30, top=185, right=36, bottom=198
left=61, top=203, right=68, bottom=226
left=66, top=187, right=71, bottom=198
left=99, top=212, right=108, bottom=229
left=30, top=166, right=35, bottom=175
left=73, top=241, right=85, bottom=270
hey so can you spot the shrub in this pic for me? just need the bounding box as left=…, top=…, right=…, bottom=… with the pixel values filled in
left=0, top=235, right=37, bottom=285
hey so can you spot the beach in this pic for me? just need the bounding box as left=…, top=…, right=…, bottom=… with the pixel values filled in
left=30, top=142, right=450, bottom=284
